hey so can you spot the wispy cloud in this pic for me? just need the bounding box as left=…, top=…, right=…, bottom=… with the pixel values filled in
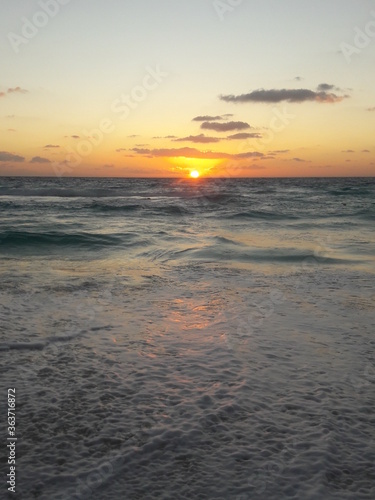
left=362, top=149, right=370, bottom=153
left=226, top=132, right=262, bottom=140
left=201, top=121, right=250, bottom=132
left=44, top=144, right=60, bottom=149
left=220, top=85, right=348, bottom=104
left=152, top=135, right=177, bottom=139
left=367, top=107, right=375, bottom=112
left=31, top=156, right=51, bottom=163
left=0, top=87, right=28, bottom=98
left=0, top=151, right=25, bottom=162
left=342, top=149, right=355, bottom=153
left=291, top=157, right=310, bottom=163
left=316, top=83, right=343, bottom=92
left=8, top=87, right=28, bottom=94
left=192, top=115, right=223, bottom=122
left=131, top=147, right=263, bottom=160
left=192, top=114, right=233, bottom=122
left=173, top=134, right=221, bottom=144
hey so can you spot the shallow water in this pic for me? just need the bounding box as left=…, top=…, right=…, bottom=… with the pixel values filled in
left=1, top=177, right=374, bottom=499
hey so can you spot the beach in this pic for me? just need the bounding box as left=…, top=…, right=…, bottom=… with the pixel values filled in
left=0, top=176, right=374, bottom=498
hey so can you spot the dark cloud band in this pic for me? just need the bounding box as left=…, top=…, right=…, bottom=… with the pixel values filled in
left=220, top=87, right=348, bottom=104
left=201, top=121, right=250, bottom=132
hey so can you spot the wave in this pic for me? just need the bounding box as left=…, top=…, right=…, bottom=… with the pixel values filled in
left=151, top=205, right=190, bottom=215
left=328, top=188, right=373, bottom=197
left=89, top=202, right=143, bottom=213
left=0, top=187, right=89, bottom=198
left=229, top=211, right=300, bottom=221
left=0, top=187, right=138, bottom=198
left=188, top=247, right=357, bottom=265
left=0, top=230, right=146, bottom=249
left=0, top=342, right=46, bottom=352
left=136, top=242, right=356, bottom=266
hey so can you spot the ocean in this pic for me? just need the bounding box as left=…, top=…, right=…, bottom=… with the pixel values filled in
left=1, top=176, right=374, bottom=499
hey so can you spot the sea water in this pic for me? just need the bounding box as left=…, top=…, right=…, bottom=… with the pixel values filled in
left=0, top=177, right=374, bottom=499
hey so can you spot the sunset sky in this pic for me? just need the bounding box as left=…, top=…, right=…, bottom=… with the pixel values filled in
left=1, top=0, right=375, bottom=177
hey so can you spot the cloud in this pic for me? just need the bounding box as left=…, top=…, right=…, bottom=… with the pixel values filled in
left=44, top=144, right=60, bottom=148
left=0, top=151, right=25, bottom=162
left=220, top=87, right=348, bottom=104
left=193, top=115, right=223, bottom=122
left=201, top=121, right=250, bottom=132
left=226, top=132, right=262, bottom=140
left=269, top=149, right=290, bottom=154
left=362, top=149, right=370, bottom=153
left=341, top=149, right=355, bottom=153
left=294, top=76, right=304, bottom=81
left=0, top=87, right=28, bottom=98
left=127, top=134, right=139, bottom=138
left=173, top=134, right=221, bottom=144
left=192, top=115, right=228, bottom=122
left=7, top=129, right=16, bottom=132
left=152, top=135, right=177, bottom=139
left=71, top=135, right=80, bottom=139
left=291, top=157, right=309, bottom=162
left=103, top=163, right=114, bottom=169
left=316, top=83, right=339, bottom=92
left=30, top=156, right=51, bottom=164
left=131, top=147, right=263, bottom=160
left=259, top=155, right=276, bottom=161
left=116, top=148, right=127, bottom=152
left=7, top=87, right=28, bottom=94
left=367, top=107, right=375, bottom=112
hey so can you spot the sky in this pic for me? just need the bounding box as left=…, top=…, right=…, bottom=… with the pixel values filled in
left=1, top=0, right=375, bottom=177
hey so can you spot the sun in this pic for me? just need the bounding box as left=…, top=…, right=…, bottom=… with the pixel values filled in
left=190, top=170, right=200, bottom=179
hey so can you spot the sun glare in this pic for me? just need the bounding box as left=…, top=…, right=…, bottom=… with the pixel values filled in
left=190, top=170, right=200, bottom=179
